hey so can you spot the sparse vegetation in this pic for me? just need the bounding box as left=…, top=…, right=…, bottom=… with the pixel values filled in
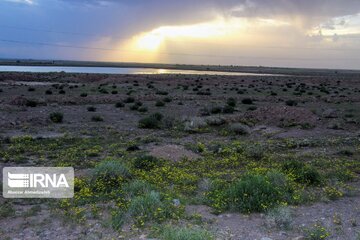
left=49, top=112, right=63, bottom=123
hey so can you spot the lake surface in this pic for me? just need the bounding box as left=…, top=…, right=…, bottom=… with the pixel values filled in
left=0, top=66, right=279, bottom=76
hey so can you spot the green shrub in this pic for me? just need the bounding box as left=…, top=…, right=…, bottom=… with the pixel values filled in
left=128, top=191, right=162, bottom=218
left=225, top=171, right=290, bottom=213
left=115, top=102, right=125, bottom=108
left=87, top=106, right=96, bottom=112
left=228, top=123, right=249, bottom=135
left=123, top=180, right=155, bottom=198
left=124, top=97, right=135, bottom=103
left=304, top=223, right=330, bottom=240
left=156, top=100, right=165, bottom=107
left=0, top=202, right=15, bottom=219
left=92, top=160, right=131, bottom=191
left=91, top=115, right=104, bottom=122
left=26, top=99, right=38, bottom=107
left=159, top=225, right=214, bottom=240
left=227, top=97, right=237, bottom=107
left=266, top=206, right=293, bottom=230
left=49, top=112, right=63, bottom=123
left=138, top=106, right=148, bottom=112
left=133, top=155, right=161, bottom=171
left=138, top=116, right=160, bottom=129
left=163, top=97, right=172, bottom=103
left=282, top=160, right=322, bottom=185
left=222, top=105, right=234, bottom=114
left=285, top=100, right=297, bottom=106
left=242, top=98, right=253, bottom=104
left=130, top=104, right=140, bottom=111
left=210, top=106, right=222, bottom=114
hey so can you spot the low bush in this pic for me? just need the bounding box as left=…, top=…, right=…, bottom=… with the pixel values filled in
left=227, top=97, right=237, bottom=107
left=49, top=112, right=63, bottom=123
left=281, top=160, right=322, bottom=185
left=225, top=171, right=291, bottom=213
left=115, top=102, right=125, bottom=108
left=138, top=106, right=148, bottom=113
left=133, top=155, right=161, bottom=171
left=285, top=100, right=298, bottom=106
left=228, top=123, right=250, bottom=135
left=123, top=180, right=155, bottom=198
left=222, top=105, right=234, bottom=114
left=80, top=92, right=88, bottom=97
left=124, top=97, right=135, bottom=103
left=138, top=113, right=163, bottom=129
left=91, top=115, right=104, bottom=122
left=163, top=97, right=172, bottom=103
left=242, top=98, right=253, bottom=104
left=92, top=160, right=131, bottom=191
left=210, top=106, right=222, bottom=114
left=25, top=99, right=38, bottom=107
left=156, top=100, right=165, bottom=107
left=87, top=106, right=96, bottom=112
left=45, top=89, right=53, bottom=95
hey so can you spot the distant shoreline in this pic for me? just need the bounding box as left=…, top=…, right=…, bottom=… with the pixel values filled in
left=1, top=59, right=360, bottom=76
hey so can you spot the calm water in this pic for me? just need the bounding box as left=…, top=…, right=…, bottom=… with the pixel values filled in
left=0, top=66, right=278, bottom=76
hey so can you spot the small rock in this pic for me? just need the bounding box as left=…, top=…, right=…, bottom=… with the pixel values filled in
left=173, top=199, right=181, bottom=207
left=261, top=237, right=273, bottom=240
left=292, top=236, right=305, bottom=240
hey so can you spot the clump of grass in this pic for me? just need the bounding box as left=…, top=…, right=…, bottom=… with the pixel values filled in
left=156, top=100, right=165, bottom=107
left=92, top=160, right=131, bottom=192
left=49, top=112, right=63, bottom=123
left=304, top=223, right=330, bottom=240
left=156, top=90, right=169, bottom=95
left=226, top=172, right=290, bottom=213
left=115, top=102, right=125, bottom=108
left=80, top=92, right=88, bottom=97
left=163, top=97, right=172, bottom=103
left=285, top=100, right=298, bottom=106
left=228, top=123, right=250, bottom=135
left=281, top=160, right=322, bottom=185
left=138, top=106, right=148, bottom=113
left=210, top=106, right=222, bottom=114
left=222, top=105, right=234, bottom=114
left=138, top=113, right=163, bottom=129
left=227, top=97, right=237, bottom=107
left=45, top=89, right=53, bottom=95
left=124, top=97, right=135, bottom=103
left=87, top=106, right=96, bottom=112
left=91, top=115, right=104, bottom=122
left=241, top=98, right=253, bottom=104
left=158, top=225, right=214, bottom=240
left=59, top=89, right=66, bottom=94
left=0, top=202, right=15, bottom=219
left=123, top=180, right=155, bottom=199
left=209, top=171, right=292, bottom=213
left=266, top=206, right=293, bottom=230
left=25, top=99, right=38, bottom=107
left=28, top=87, right=35, bottom=92
left=133, top=155, right=161, bottom=171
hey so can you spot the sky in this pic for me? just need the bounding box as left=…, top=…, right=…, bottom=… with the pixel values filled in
left=1, top=0, right=360, bottom=69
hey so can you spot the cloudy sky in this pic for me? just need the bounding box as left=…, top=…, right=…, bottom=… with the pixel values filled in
left=1, top=0, right=360, bottom=69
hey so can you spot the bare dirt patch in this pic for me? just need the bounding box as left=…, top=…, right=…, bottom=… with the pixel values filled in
left=149, top=144, right=201, bottom=162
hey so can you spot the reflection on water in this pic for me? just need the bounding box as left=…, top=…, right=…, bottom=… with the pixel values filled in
left=0, top=66, right=279, bottom=76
